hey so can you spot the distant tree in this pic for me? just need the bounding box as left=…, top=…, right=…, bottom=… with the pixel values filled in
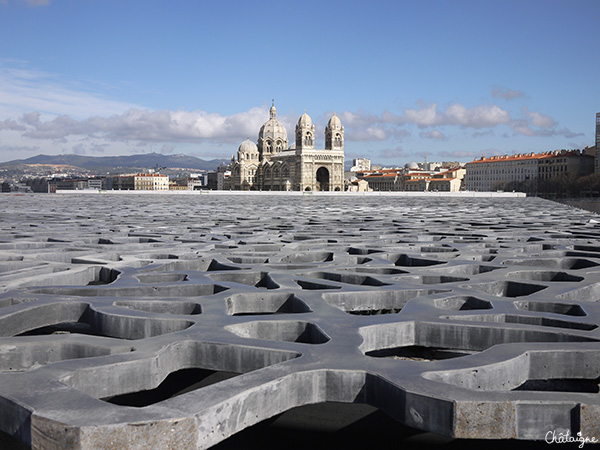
left=575, top=173, right=600, bottom=196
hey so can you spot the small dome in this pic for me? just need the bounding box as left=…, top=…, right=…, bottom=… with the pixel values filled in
left=406, top=161, right=419, bottom=170
left=298, top=112, right=312, bottom=127
left=238, top=138, right=258, bottom=154
left=327, top=113, right=342, bottom=130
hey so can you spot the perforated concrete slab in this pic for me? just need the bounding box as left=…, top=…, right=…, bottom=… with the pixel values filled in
left=1, top=194, right=600, bottom=449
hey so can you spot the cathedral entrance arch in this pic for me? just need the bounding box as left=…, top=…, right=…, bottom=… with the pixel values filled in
left=316, top=167, right=330, bottom=191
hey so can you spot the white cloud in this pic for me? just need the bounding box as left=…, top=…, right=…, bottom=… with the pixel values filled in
left=337, top=110, right=401, bottom=141
left=445, top=104, right=511, bottom=128
left=472, top=129, right=494, bottom=138
left=160, top=144, right=176, bottom=154
left=508, top=108, right=580, bottom=138
left=380, top=146, right=405, bottom=159
left=403, top=103, right=439, bottom=127
left=0, top=65, right=137, bottom=119
left=0, top=144, right=40, bottom=153
left=420, top=129, right=446, bottom=140
left=492, top=87, right=525, bottom=101
left=23, top=107, right=268, bottom=142
left=510, top=119, right=537, bottom=136
left=0, top=117, right=26, bottom=131
left=522, top=107, right=556, bottom=128
left=401, top=103, right=511, bottom=128
left=440, top=150, right=482, bottom=159
left=0, top=61, right=585, bottom=162
left=441, top=148, right=504, bottom=160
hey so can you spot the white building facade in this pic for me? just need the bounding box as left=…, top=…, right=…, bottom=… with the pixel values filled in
left=465, top=154, right=539, bottom=191
left=466, top=150, right=593, bottom=191
left=231, top=104, right=345, bottom=191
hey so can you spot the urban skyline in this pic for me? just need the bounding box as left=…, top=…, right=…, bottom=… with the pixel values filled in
left=0, top=0, right=598, bottom=165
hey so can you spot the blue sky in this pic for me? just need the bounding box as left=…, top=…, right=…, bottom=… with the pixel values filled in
left=0, top=0, right=598, bottom=165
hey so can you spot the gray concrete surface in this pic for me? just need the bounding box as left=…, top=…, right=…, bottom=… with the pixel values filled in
left=1, top=193, right=600, bottom=449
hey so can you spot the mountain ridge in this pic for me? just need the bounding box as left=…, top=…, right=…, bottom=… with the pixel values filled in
left=0, top=152, right=229, bottom=172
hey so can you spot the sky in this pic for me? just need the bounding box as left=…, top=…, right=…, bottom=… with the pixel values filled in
left=0, top=0, right=599, bottom=166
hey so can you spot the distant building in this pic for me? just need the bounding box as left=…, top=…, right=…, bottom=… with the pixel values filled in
left=466, top=150, right=593, bottom=192
left=230, top=103, right=345, bottom=191
left=362, top=171, right=403, bottom=191
left=207, top=165, right=230, bottom=190
left=47, top=178, right=88, bottom=192
left=427, top=168, right=466, bottom=192
left=346, top=178, right=370, bottom=192
left=134, top=173, right=169, bottom=190
left=596, top=112, right=600, bottom=173
left=15, top=183, right=32, bottom=193
left=169, top=179, right=189, bottom=190
left=187, top=173, right=208, bottom=190
left=351, top=158, right=371, bottom=172
left=402, top=168, right=465, bottom=192
left=109, top=175, right=135, bottom=190
left=351, top=163, right=465, bottom=192
left=87, top=178, right=103, bottom=190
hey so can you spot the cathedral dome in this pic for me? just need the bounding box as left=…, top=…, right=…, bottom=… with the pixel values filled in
left=258, top=103, right=288, bottom=142
left=238, top=138, right=258, bottom=154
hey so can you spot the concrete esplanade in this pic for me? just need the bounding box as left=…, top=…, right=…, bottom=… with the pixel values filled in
left=1, top=192, right=600, bottom=449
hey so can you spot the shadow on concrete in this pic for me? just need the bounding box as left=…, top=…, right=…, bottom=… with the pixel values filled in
left=0, top=402, right=555, bottom=449
left=213, top=402, right=553, bottom=450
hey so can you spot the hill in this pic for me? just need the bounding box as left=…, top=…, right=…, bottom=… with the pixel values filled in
left=1, top=153, right=228, bottom=173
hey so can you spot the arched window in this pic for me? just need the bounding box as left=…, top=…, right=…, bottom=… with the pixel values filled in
left=305, top=132, right=313, bottom=147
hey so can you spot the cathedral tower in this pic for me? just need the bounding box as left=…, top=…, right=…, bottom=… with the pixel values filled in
left=325, top=113, right=344, bottom=150
left=295, top=112, right=315, bottom=150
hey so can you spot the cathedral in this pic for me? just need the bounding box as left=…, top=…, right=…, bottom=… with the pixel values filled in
left=230, top=103, right=345, bottom=191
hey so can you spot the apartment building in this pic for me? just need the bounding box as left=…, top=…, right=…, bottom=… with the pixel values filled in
left=465, top=154, right=538, bottom=191
left=404, top=168, right=466, bottom=192
left=361, top=171, right=403, bottom=191
left=596, top=112, right=600, bottom=173
left=465, top=150, right=593, bottom=191
left=134, top=173, right=169, bottom=191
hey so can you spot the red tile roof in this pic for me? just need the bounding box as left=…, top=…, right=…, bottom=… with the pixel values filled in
left=467, top=150, right=585, bottom=165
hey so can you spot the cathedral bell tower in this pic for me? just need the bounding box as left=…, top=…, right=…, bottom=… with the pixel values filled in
left=295, top=111, right=315, bottom=150
left=325, top=113, right=344, bottom=150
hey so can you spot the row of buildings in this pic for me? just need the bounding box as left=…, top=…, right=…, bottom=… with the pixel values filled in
left=10, top=109, right=598, bottom=194
left=347, top=147, right=595, bottom=194
left=44, top=173, right=215, bottom=193
left=596, top=112, right=600, bottom=172
left=40, top=149, right=594, bottom=194
left=464, top=148, right=594, bottom=192
left=349, top=161, right=466, bottom=192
